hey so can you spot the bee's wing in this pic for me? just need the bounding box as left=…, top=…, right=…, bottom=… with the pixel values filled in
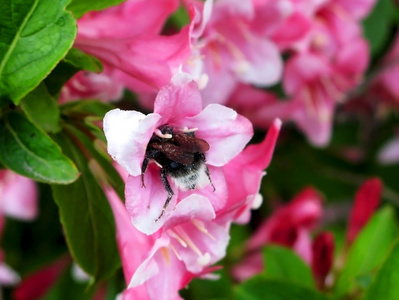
left=151, top=143, right=195, bottom=165
left=174, top=133, right=210, bottom=153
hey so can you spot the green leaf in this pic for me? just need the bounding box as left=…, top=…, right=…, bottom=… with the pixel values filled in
left=363, top=0, right=397, bottom=57
left=0, top=0, right=77, bottom=104
left=67, top=0, right=127, bottom=19
left=362, top=238, right=399, bottom=300
left=262, top=245, right=315, bottom=289
left=235, top=278, right=330, bottom=300
left=44, top=48, right=103, bottom=97
left=63, top=48, right=103, bottom=73
left=180, top=269, right=234, bottom=300
left=20, top=83, right=61, bottom=133
left=0, top=111, right=79, bottom=184
left=334, top=206, right=399, bottom=298
left=64, top=124, right=124, bottom=201
left=51, top=133, right=120, bottom=282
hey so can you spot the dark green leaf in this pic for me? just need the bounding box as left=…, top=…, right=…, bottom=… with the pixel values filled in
left=262, top=245, right=315, bottom=289
left=235, top=278, right=330, bottom=300
left=0, top=111, right=79, bottom=184
left=180, top=269, right=234, bottom=300
left=20, top=83, right=61, bottom=133
left=44, top=48, right=103, bottom=97
left=51, top=133, right=120, bottom=282
left=334, top=206, right=399, bottom=298
left=64, top=124, right=125, bottom=201
left=63, top=48, right=103, bottom=73
left=67, top=0, right=127, bottom=19
left=362, top=238, right=399, bottom=300
left=363, top=0, right=397, bottom=57
left=0, top=0, right=77, bottom=104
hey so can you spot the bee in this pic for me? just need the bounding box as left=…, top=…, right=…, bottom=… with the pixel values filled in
left=141, top=124, right=215, bottom=221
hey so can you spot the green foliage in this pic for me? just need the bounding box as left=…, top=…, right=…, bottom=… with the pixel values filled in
left=362, top=238, right=399, bottom=300
left=262, top=245, right=315, bottom=289
left=0, top=0, right=77, bottom=103
left=235, top=278, right=331, bottom=300
left=180, top=269, right=234, bottom=300
left=0, top=111, right=79, bottom=184
left=44, top=48, right=103, bottom=97
left=67, top=0, right=128, bottom=19
left=51, top=132, right=120, bottom=283
left=334, top=206, right=399, bottom=298
left=363, top=0, right=399, bottom=58
left=20, top=83, right=61, bottom=133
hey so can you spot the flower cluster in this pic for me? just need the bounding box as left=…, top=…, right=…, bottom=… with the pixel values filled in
left=104, top=73, right=281, bottom=298
left=64, top=0, right=377, bottom=147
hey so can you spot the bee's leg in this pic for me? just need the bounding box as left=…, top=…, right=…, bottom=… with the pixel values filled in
left=155, top=169, right=174, bottom=222
left=141, top=158, right=149, bottom=188
left=205, top=165, right=216, bottom=191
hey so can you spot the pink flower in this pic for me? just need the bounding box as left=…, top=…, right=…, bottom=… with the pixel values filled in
left=218, top=118, right=282, bottom=224
left=233, top=187, right=323, bottom=281
left=103, top=73, right=253, bottom=234
left=0, top=249, right=20, bottom=288
left=74, top=0, right=192, bottom=93
left=106, top=185, right=229, bottom=300
left=0, top=170, right=38, bottom=221
left=225, top=83, right=293, bottom=130
left=377, top=133, right=399, bottom=164
left=60, top=65, right=124, bottom=103
left=346, top=178, right=382, bottom=245
left=185, top=0, right=283, bottom=105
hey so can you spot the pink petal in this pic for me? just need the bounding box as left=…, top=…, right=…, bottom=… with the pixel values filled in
left=0, top=262, right=20, bottom=287
left=334, top=0, right=377, bottom=20
left=231, top=36, right=283, bottom=87
left=103, top=109, right=161, bottom=176
left=378, top=136, right=399, bottom=164
left=106, top=188, right=152, bottom=282
left=186, top=104, right=253, bottom=166
left=0, top=171, right=38, bottom=220
left=13, top=257, right=69, bottom=300
left=346, top=178, right=382, bottom=244
left=125, top=166, right=177, bottom=235
left=231, top=252, right=263, bottom=282
left=77, top=0, right=179, bottom=38
left=293, top=228, right=313, bottom=264
left=153, top=73, right=203, bottom=124
left=164, top=194, right=216, bottom=230
left=235, top=118, right=282, bottom=169
left=247, top=187, right=323, bottom=251
left=174, top=219, right=230, bottom=274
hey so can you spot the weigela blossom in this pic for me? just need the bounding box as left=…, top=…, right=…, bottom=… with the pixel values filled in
left=107, top=188, right=224, bottom=300
left=185, top=0, right=283, bottom=105
left=104, top=72, right=253, bottom=234
left=103, top=73, right=281, bottom=299
left=74, top=0, right=192, bottom=94
left=60, top=65, right=124, bottom=103
left=377, top=133, right=399, bottom=165
left=280, top=0, right=375, bottom=146
left=232, top=187, right=323, bottom=281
